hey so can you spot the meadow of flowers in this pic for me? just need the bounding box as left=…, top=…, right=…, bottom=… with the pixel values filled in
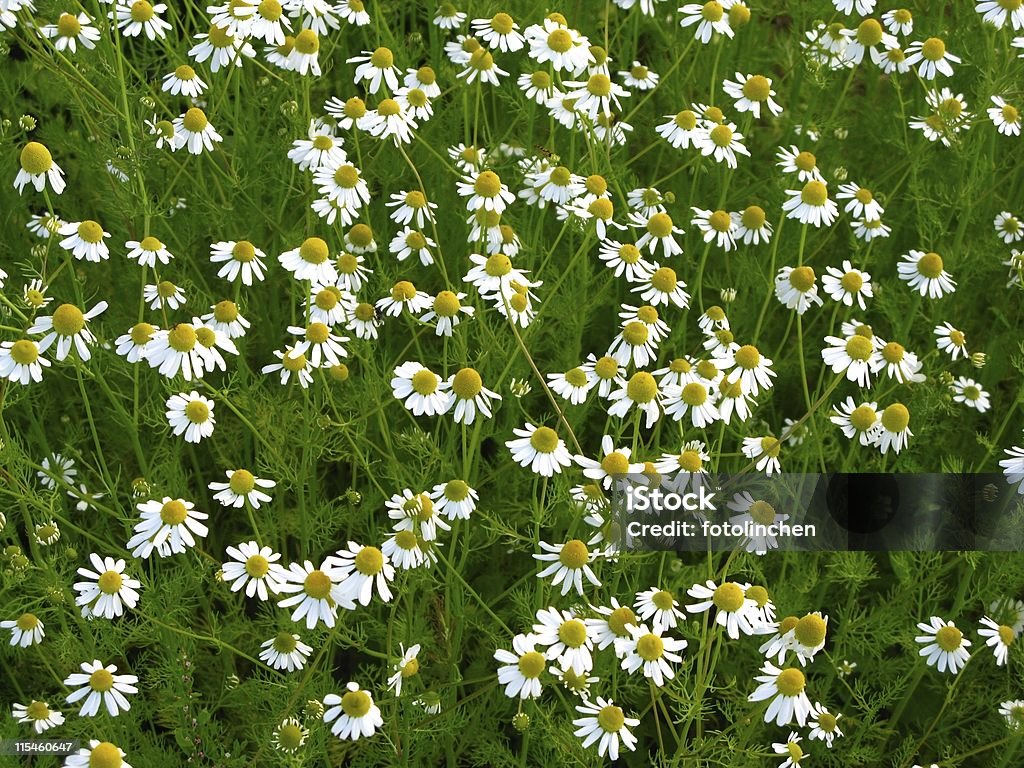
left=2, top=0, right=1024, bottom=765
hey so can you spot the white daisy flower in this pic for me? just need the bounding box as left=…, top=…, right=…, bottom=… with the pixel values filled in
left=14, top=141, right=66, bottom=195
left=663, top=380, right=720, bottom=429
left=743, top=435, right=784, bottom=475
left=127, top=497, right=209, bottom=558
left=905, top=36, right=961, bottom=79
left=262, top=346, right=315, bottom=388
left=430, top=479, right=478, bottom=520
left=276, top=559, right=351, bottom=628
left=386, top=489, right=451, bottom=543
left=632, top=263, right=690, bottom=307
left=773, top=732, right=808, bottom=767
left=0, top=338, right=51, bottom=385
left=656, top=108, right=704, bottom=148
left=288, top=119, right=346, bottom=171
left=323, top=682, right=383, bottom=740
left=347, top=46, right=400, bottom=93
left=686, top=580, right=758, bottom=639
left=2, top=613, right=45, bottom=647
left=64, top=660, right=138, bottom=717
left=950, top=377, right=991, bottom=412
left=165, top=390, right=216, bottom=443
left=173, top=108, right=223, bottom=155
left=114, top=0, right=172, bottom=40
left=830, top=397, right=882, bottom=445
left=619, top=60, right=659, bottom=90
left=822, top=261, right=873, bottom=309
left=916, top=616, right=972, bottom=673
left=63, top=741, right=133, bottom=768
left=989, top=97, right=1022, bottom=136
left=934, top=321, right=968, bottom=360
left=587, top=599, right=639, bottom=653
left=898, top=249, right=956, bottom=297
left=209, top=239, right=268, bottom=285
left=875, top=402, right=913, bottom=454
left=722, top=72, right=783, bottom=118
left=617, top=623, right=687, bottom=687
left=727, top=494, right=790, bottom=555
left=391, top=361, right=452, bottom=416
left=808, top=702, right=844, bottom=748
left=189, top=24, right=255, bottom=72
left=259, top=631, right=312, bottom=671
left=446, top=367, right=501, bottom=425
left=73, top=554, right=141, bottom=620
left=695, top=121, right=750, bottom=168
left=534, top=538, right=601, bottom=596
left=12, top=700, right=65, bottom=733
left=28, top=301, right=108, bottom=362
left=506, top=423, right=573, bottom=476
left=40, top=12, right=101, bottom=53
left=977, top=0, right=1024, bottom=30
left=572, top=696, right=639, bottom=761
left=144, top=280, right=186, bottom=310
left=329, top=542, right=395, bottom=606
left=608, top=371, right=665, bottom=428
left=126, top=235, right=174, bottom=267
left=221, top=541, right=286, bottom=600
left=58, top=219, right=110, bottom=262
left=524, top=17, right=593, bottom=74
left=494, top=633, right=546, bottom=700
left=532, top=606, right=595, bottom=675
left=882, top=8, right=913, bottom=35
left=749, top=662, right=813, bottom=726
left=679, top=1, right=734, bottom=43
left=994, top=210, right=1023, bottom=243
left=978, top=616, right=1015, bottom=666
left=387, top=643, right=421, bottom=697
left=278, top=236, right=337, bottom=283
left=733, top=204, right=773, bottom=245
left=775, top=266, right=823, bottom=314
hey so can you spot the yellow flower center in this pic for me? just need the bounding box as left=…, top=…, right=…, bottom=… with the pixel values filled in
left=935, top=624, right=962, bottom=651
left=794, top=614, right=827, bottom=647
left=547, top=28, right=573, bottom=53
left=259, top=0, right=282, bottom=19
left=282, top=351, right=307, bottom=372
left=597, top=705, right=625, bottom=733
left=411, top=369, right=438, bottom=395
left=894, top=8, right=912, bottom=22
left=677, top=449, right=702, bottom=472
left=1002, top=104, right=1020, bottom=124
left=593, top=356, right=619, bottom=380
left=845, top=335, right=873, bottom=362
left=734, top=344, right=760, bottom=370
left=800, top=180, right=828, bottom=206
left=245, top=554, right=270, bottom=578
left=97, top=569, right=123, bottom=594
left=20, top=142, right=53, bottom=174
left=213, top=300, right=238, bottom=322
left=529, top=426, right=559, bottom=453
left=443, top=479, right=470, bottom=502
left=741, top=205, right=766, bottom=229
left=622, top=321, right=649, bottom=347
left=748, top=500, right=776, bottom=525
left=451, top=367, right=482, bottom=399
left=789, top=266, right=816, bottom=292
left=89, top=668, right=115, bottom=692
left=637, top=632, right=665, bottom=661
left=558, top=619, right=587, bottom=648
left=917, top=252, right=944, bottom=279
left=185, top=400, right=209, bottom=423
left=294, top=29, right=319, bottom=55
left=921, top=37, right=946, bottom=61
left=473, top=170, right=502, bottom=198
left=10, top=340, right=39, bottom=365
left=706, top=210, right=730, bottom=232
left=742, top=74, right=771, bottom=101
left=354, top=303, right=375, bottom=322
left=587, top=74, right=611, bottom=97
left=840, top=270, right=863, bottom=293
left=303, top=569, right=332, bottom=599
left=16, top=613, right=40, bottom=631
left=608, top=606, right=637, bottom=636
left=88, top=742, right=122, bottom=768
left=558, top=539, right=589, bottom=569
left=650, top=266, right=677, bottom=293
left=881, top=403, right=909, bottom=433
left=26, top=700, right=51, bottom=720
left=416, top=65, right=436, bottom=85
left=57, top=13, right=82, bottom=37
left=776, top=668, right=806, bottom=696
left=701, top=1, right=724, bottom=22
left=277, top=723, right=304, bottom=749
left=370, top=46, right=393, bottom=68
left=998, top=625, right=1015, bottom=646
left=354, top=546, right=384, bottom=575
left=484, top=254, right=512, bottom=277
left=856, top=18, right=882, bottom=46
left=674, top=109, right=698, bottom=130
left=517, top=650, right=545, bottom=678
left=378, top=98, right=400, bottom=117
left=50, top=304, right=85, bottom=336
left=713, top=582, right=745, bottom=612
left=343, top=97, right=366, bottom=118
left=849, top=404, right=878, bottom=432
left=681, top=382, right=708, bottom=406
left=626, top=371, right=658, bottom=403
left=273, top=631, right=297, bottom=652
left=131, top=1, right=155, bottom=22
left=709, top=124, right=733, bottom=147
left=341, top=689, right=372, bottom=717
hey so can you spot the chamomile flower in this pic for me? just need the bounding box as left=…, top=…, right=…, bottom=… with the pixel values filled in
left=471, top=12, right=524, bottom=52
left=687, top=580, right=758, bottom=639
left=1000, top=700, right=1024, bottom=729
left=278, top=237, right=337, bottom=283
left=2, top=613, right=44, bottom=647
left=978, top=616, right=1015, bottom=666
left=64, top=660, right=138, bottom=717
left=934, top=321, right=968, bottom=360
left=433, top=2, right=465, bottom=28
left=221, top=541, right=286, bottom=600
left=0, top=338, right=51, bottom=385
left=663, top=380, right=719, bottom=428
left=743, top=436, right=783, bottom=475
left=127, top=497, right=208, bottom=558
left=58, top=220, right=110, bottom=262
left=323, top=682, right=383, bottom=741
left=506, top=423, right=573, bottom=476
left=190, top=24, right=255, bottom=72
left=288, top=322, right=349, bottom=367
left=749, top=662, right=813, bottom=726
left=733, top=205, right=773, bottom=244
left=278, top=559, right=351, bottom=628
left=722, top=73, right=783, bottom=118
left=572, top=697, right=639, bottom=760
left=898, top=250, right=956, bottom=298
left=598, top=239, right=656, bottom=282
left=656, top=108, right=704, bottom=148
left=287, top=120, right=345, bottom=171
left=144, top=280, right=186, bottom=310
left=617, top=623, right=687, bottom=687
left=830, top=397, right=882, bottom=445
left=494, top=633, right=546, bottom=699
left=126, top=236, right=173, bottom=267
left=696, top=121, right=750, bottom=168
left=532, top=606, right=595, bottom=674
left=836, top=182, right=884, bottom=220
left=977, top=0, right=1024, bottom=30
left=535, top=539, right=601, bottom=596
left=562, top=73, right=630, bottom=120
left=271, top=717, right=309, bottom=753
left=882, top=8, right=913, bottom=35
left=419, top=291, right=474, bottom=337
left=347, top=47, right=400, bottom=93
left=386, top=643, right=421, bottom=697
left=777, top=146, right=823, bottom=182
left=14, top=141, right=66, bottom=195
left=173, top=108, right=223, bottom=155
left=457, top=169, right=516, bottom=214
left=73, top=554, right=141, bottom=620
left=430, top=479, right=478, bottom=521
left=679, top=1, right=734, bottom=43
left=336, top=0, right=369, bottom=26
left=347, top=302, right=381, bottom=339
left=995, top=211, right=1023, bottom=243
left=330, top=542, right=395, bottom=606
left=692, top=207, right=738, bottom=251
left=249, top=0, right=289, bottom=43
left=822, top=261, right=873, bottom=309
left=34, top=519, right=60, bottom=546
left=38, top=453, right=77, bottom=489
left=874, top=44, right=912, bottom=74
left=359, top=97, right=418, bottom=143
left=806, top=703, right=844, bottom=748
left=40, top=12, right=101, bottom=53
left=783, top=181, right=838, bottom=227
left=773, top=732, right=808, bottom=766
left=619, top=60, right=659, bottom=89
left=387, top=190, right=437, bottom=227
left=165, top=391, right=215, bottom=443
left=114, top=0, right=172, bottom=40
left=951, top=377, right=991, bottom=412
left=28, top=301, right=108, bottom=362
left=608, top=371, right=664, bottom=428
left=548, top=366, right=596, bottom=405
left=633, top=264, right=690, bottom=307
left=585, top=599, right=638, bottom=654
left=989, top=97, right=1022, bottom=136
left=208, top=469, right=275, bottom=509
left=259, top=631, right=312, bottom=671
left=386, top=489, right=451, bottom=543
left=853, top=216, right=891, bottom=241
left=875, top=402, right=913, bottom=454
left=64, top=741, right=133, bottom=768
left=13, top=700, right=65, bottom=733
left=209, top=239, right=268, bottom=284
left=905, top=36, right=961, bottom=79
left=655, top=441, right=711, bottom=494
left=525, top=17, right=593, bottom=74
left=916, top=616, right=972, bottom=673
left=391, top=362, right=452, bottom=416
left=443, top=367, right=498, bottom=424
left=381, top=530, right=433, bottom=570
left=775, top=266, right=823, bottom=314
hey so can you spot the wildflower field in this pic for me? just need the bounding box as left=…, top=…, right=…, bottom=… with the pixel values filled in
left=4, top=0, right=1024, bottom=765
